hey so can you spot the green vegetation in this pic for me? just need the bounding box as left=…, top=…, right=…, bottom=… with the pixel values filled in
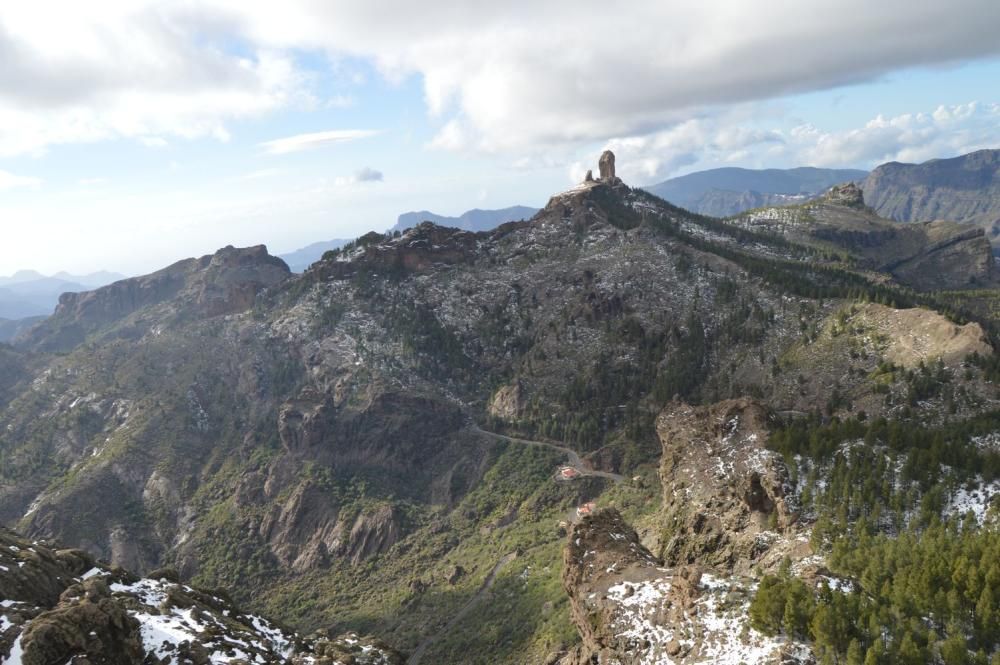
left=752, top=524, right=1000, bottom=665
left=753, top=412, right=1000, bottom=664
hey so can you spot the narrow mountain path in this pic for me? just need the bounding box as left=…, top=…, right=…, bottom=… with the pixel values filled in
left=406, top=551, right=518, bottom=665
left=471, top=425, right=626, bottom=483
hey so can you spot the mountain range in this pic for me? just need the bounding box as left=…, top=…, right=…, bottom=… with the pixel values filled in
left=4, top=153, right=1000, bottom=663
left=643, top=166, right=870, bottom=217
left=0, top=270, right=126, bottom=330
left=277, top=149, right=1000, bottom=277
left=279, top=206, right=540, bottom=272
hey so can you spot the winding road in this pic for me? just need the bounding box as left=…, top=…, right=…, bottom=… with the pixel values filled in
left=470, top=426, right=626, bottom=483
left=405, top=427, right=624, bottom=665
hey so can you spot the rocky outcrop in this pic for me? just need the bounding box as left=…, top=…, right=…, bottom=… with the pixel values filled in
left=560, top=510, right=810, bottom=665
left=599, top=150, right=616, bottom=181
left=346, top=504, right=402, bottom=565
left=561, top=509, right=663, bottom=659
left=0, top=527, right=401, bottom=664
left=258, top=484, right=401, bottom=571
left=657, top=399, right=803, bottom=574
left=259, top=480, right=343, bottom=572
left=823, top=181, right=865, bottom=208
left=489, top=382, right=525, bottom=420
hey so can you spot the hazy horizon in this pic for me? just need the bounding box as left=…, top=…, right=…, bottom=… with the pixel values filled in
left=1, top=0, right=999, bottom=275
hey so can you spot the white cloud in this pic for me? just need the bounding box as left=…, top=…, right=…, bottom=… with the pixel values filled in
left=354, top=167, right=383, bottom=182
left=0, top=4, right=312, bottom=156
left=599, top=102, right=1000, bottom=183
left=208, top=0, right=1000, bottom=153
left=0, top=170, right=41, bottom=190
left=790, top=102, right=1000, bottom=166
left=259, top=129, right=380, bottom=155
left=3, top=1, right=997, bottom=157
left=138, top=136, right=169, bottom=148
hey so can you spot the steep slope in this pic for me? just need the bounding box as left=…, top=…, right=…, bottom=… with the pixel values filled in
left=645, top=166, right=867, bottom=216
left=863, top=149, right=1000, bottom=245
left=0, top=317, right=44, bottom=343
left=0, top=527, right=401, bottom=664
left=732, top=183, right=997, bottom=290
left=1, top=153, right=997, bottom=663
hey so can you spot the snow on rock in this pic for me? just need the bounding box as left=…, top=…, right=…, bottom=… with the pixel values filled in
left=0, top=528, right=400, bottom=665
left=597, top=572, right=810, bottom=664
left=947, top=476, right=1000, bottom=524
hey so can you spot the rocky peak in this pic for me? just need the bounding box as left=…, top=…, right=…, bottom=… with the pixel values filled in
left=822, top=181, right=866, bottom=208
left=19, top=245, right=290, bottom=352
left=599, top=150, right=617, bottom=181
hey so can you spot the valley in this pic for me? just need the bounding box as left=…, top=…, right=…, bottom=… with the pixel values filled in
left=4, top=152, right=1000, bottom=663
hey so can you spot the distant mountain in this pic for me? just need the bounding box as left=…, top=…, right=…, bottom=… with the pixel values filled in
left=0, top=269, right=124, bottom=288
left=390, top=205, right=539, bottom=233
left=279, top=205, right=540, bottom=272
left=0, top=315, right=45, bottom=343
left=279, top=239, right=352, bottom=272
left=52, top=270, right=126, bottom=289
left=0, top=270, right=126, bottom=320
left=643, top=166, right=869, bottom=216
left=862, top=149, right=1000, bottom=246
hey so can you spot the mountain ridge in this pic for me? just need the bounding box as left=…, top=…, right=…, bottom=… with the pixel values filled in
left=644, top=165, right=869, bottom=216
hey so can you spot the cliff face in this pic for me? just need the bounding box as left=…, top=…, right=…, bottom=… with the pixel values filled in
left=862, top=149, right=1000, bottom=245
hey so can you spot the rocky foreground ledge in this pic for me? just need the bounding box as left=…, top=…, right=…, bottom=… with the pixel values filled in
left=0, top=527, right=402, bottom=664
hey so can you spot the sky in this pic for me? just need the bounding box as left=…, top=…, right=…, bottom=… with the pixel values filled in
left=1, top=0, right=999, bottom=276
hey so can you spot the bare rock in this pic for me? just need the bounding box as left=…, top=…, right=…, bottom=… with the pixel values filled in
left=823, top=182, right=865, bottom=208
left=489, top=381, right=525, bottom=420
left=345, top=504, right=401, bottom=565
left=559, top=509, right=812, bottom=664
left=598, top=150, right=616, bottom=181
left=657, top=398, right=801, bottom=574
